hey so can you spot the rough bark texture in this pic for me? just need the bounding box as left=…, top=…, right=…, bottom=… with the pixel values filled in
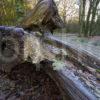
left=0, top=26, right=24, bottom=72
left=0, top=26, right=55, bottom=72
left=0, top=26, right=98, bottom=100
left=20, top=0, right=63, bottom=34
left=44, top=35, right=100, bottom=70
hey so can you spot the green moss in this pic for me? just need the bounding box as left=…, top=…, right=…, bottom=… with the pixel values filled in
left=45, top=39, right=54, bottom=45
left=96, top=69, right=100, bottom=73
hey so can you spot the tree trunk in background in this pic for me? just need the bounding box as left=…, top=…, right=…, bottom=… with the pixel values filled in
left=89, top=0, right=100, bottom=35
left=79, top=0, right=86, bottom=36
left=84, top=0, right=93, bottom=36
left=62, top=0, right=67, bottom=26
left=80, top=0, right=100, bottom=37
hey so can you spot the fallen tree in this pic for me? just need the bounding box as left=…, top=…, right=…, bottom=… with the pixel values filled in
left=0, top=0, right=98, bottom=99
left=0, top=26, right=98, bottom=100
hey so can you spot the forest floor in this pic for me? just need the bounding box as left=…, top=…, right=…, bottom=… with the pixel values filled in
left=54, top=34, right=100, bottom=59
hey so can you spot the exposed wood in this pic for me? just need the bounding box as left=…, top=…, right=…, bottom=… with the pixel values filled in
left=0, top=26, right=99, bottom=72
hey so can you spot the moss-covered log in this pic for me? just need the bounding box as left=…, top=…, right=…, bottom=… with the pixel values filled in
left=0, top=26, right=98, bottom=100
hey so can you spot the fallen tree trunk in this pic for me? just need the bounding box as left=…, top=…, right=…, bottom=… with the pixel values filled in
left=0, top=26, right=98, bottom=100
left=44, top=35, right=100, bottom=70
left=41, top=60, right=96, bottom=100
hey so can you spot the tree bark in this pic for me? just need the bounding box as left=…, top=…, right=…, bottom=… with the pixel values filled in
left=89, top=0, right=100, bottom=35
left=79, top=0, right=86, bottom=36
left=0, top=26, right=55, bottom=72
left=20, top=0, right=63, bottom=34
left=84, top=0, right=93, bottom=36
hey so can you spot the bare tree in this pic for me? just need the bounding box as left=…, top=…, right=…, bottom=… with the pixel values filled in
left=57, top=0, right=79, bottom=27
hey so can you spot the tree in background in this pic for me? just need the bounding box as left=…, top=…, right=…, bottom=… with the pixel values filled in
left=57, top=0, right=78, bottom=24
left=79, top=0, right=86, bottom=36
left=15, top=0, right=26, bottom=23
left=89, top=0, right=100, bottom=35
left=79, top=0, right=100, bottom=37
left=56, top=0, right=79, bottom=33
